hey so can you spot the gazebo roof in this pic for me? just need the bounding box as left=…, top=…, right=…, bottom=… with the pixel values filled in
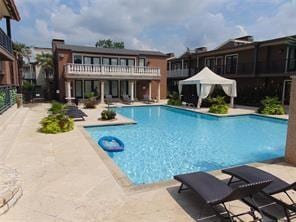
left=179, top=67, right=235, bottom=85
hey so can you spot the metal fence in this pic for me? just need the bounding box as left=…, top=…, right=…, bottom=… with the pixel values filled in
left=0, top=85, right=17, bottom=114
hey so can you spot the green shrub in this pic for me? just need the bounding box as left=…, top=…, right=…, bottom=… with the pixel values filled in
left=209, top=104, right=229, bottom=114
left=49, top=101, right=65, bottom=114
left=101, top=110, right=116, bottom=120
left=84, top=93, right=97, bottom=109
left=40, top=115, right=62, bottom=134
left=257, top=97, right=285, bottom=115
left=40, top=101, right=74, bottom=134
left=208, top=96, right=229, bottom=114
left=167, top=91, right=182, bottom=106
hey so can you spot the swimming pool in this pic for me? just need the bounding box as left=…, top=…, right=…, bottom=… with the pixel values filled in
left=85, top=106, right=288, bottom=185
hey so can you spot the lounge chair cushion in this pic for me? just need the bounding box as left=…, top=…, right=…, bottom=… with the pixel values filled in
left=174, top=172, right=232, bottom=205
left=222, top=165, right=292, bottom=195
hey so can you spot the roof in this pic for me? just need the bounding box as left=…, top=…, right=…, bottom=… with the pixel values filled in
left=56, top=44, right=167, bottom=57
left=179, top=67, right=235, bottom=85
left=0, top=0, right=20, bottom=21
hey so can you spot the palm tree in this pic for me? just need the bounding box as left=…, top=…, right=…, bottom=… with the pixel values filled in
left=36, top=53, right=53, bottom=99
left=13, top=42, right=31, bottom=92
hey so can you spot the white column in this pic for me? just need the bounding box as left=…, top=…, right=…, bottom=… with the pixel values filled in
left=100, top=80, right=105, bottom=104
left=157, top=81, right=161, bottom=101
left=130, top=81, right=134, bottom=101
left=197, top=97, right=202, bottom=109
left=286, top=76, right=296, bottom=164
left=65, top=81, right=71, bottom=103
left=230, top=97, right=234, bottom=108
left=148, top=81, right=152, bottom=100
left=181, top=59, right=184, bottom=76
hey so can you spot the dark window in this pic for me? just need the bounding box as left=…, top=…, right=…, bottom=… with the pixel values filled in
left=74, top=55, right=82, bottom=64
left=75, top=80, right=83, bottom=98
left=225, top=55, right=238, bottom=74
left=288, top=47, right=296, bottom=72
left=0, top=60, right=3, bottom=74
left=205, top=58, right=216, bottom=71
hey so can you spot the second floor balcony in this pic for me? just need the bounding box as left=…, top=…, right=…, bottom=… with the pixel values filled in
left=0, top=28, right=13, bottom=60
left=64, top=63, right=161, bottom=80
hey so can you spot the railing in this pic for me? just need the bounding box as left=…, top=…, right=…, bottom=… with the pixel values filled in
left=65, top=64, right=160, bottom=77
left=0, top=28, right=13, bottom=55
left=0, top=85, right=17, bottom=114
left=168, top=69, right=189, bottom=78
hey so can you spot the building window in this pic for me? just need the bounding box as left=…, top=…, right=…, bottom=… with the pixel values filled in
left=75, top=80, right=83, bottom=98
left=225, top=55, right=238, bottom=74
left=128, top=59, right=135, bottom=66
left=120, top=58, right=127, bottom=66
left=0, top=60, right=3, bottom=74
left=83, top=56, right=92, bottom=65
left=93, top=57, right=101, bottom=65
left=205, top=57, right=216, bottom=71
left=139, top=58, right=145, bottom=67
left=111, top=58, right=118, bottom=66
left=74, top=55, right=82, bottom=64
left=102, top=58, right=110, bottom=65
left=287, top=47, right=296, bottom=72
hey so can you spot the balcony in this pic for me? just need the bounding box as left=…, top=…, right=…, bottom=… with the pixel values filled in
left=168, top=69, right=189, bottom=78
left=0, top=28, right=13, bottom=60
left=65, top=63, right=161, bottom=80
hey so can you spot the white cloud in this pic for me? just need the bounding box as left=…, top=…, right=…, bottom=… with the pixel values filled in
left=12, top=0, right=296, bottom=55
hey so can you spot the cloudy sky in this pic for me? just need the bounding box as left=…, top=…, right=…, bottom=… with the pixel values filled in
left=11, top=0, right=296, bottom=55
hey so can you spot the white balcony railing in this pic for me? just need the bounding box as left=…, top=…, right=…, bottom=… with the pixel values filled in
left=168, top=69, right=189, bottom=78
left=65, top=63, right=160, bottom=78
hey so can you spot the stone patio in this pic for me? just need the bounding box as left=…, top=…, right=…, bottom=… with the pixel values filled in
left=0, top=103, right=295, bottom=221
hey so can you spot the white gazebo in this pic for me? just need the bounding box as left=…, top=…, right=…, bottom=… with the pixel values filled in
left=178, top=67, right=237, bottom=108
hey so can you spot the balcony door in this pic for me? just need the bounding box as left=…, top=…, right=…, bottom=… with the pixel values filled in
left=205, top=57, right=216, bottom=71
left=216, top=57, right=223, bottom=75
left=287, top=47, right=296, bottom=72
left=225, top=55, right=238, bottom=74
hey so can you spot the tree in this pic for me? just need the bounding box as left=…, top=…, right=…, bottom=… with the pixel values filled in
left=36, top=53, right=53, bottom=80
left=13, top=42, right=31, bottom=92
left=36, top=53, right=54, bottom=99
left=95, top=39, right=124, bottom=49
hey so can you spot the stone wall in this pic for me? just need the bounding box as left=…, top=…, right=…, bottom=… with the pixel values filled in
left=285, top=76, right=296, bottom=164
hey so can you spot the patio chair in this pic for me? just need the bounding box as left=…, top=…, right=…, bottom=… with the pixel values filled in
left=66, top=107, right=87, bottom=121
left=222, top=165, right=296, bottom=220
left=122, top=95, right=132, bottom=105
left=174, top=171, right=272, bottom=221
left=143, top=95, right=153, bottom=104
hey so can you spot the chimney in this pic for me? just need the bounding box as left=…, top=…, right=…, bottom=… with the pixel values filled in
left=235, top=36, right=254, bottom=42
left=166, top=53, right=175, bottom=58
left=52, top=39, right=65, bottom=53
left=195, top=47, right=207, bottom=53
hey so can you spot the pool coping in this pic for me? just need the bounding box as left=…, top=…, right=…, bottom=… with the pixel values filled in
left=165, top=104, right=289, bottom=120
left=79, top=105, right=287, bottom=193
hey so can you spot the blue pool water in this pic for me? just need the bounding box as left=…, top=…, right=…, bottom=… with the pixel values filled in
left=85, top=106, right=288, bottom=184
